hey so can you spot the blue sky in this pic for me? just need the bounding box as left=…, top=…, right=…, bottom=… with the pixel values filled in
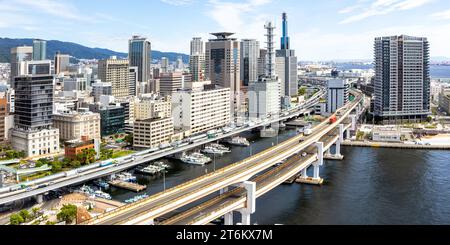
left=1, top=0, right=450, bottom=60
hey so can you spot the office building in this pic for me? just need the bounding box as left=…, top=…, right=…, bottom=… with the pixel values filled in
left=240, top=39, right=260, bottom=87
left=129, top=36, right=151, bottom=83
left=133, top=117, right=174, bottom=149
left=10, top=46, right=33, bottom=81
left=89, top=104, right=125, bottom=137
left=64, top=77, right=87, bottom=92
left=257, top=49, right=267, bottom=77
left=32, top=39, right=47, bottom=60
left=374, top=35, right=431, bottom=123
left=159, top=72, right=183, bottom=96
left=129, top=66, right=138, bottom=96
left=161, top=57, right=169, bottom=73
left=135, top=95, right=171, bottom=120
left=249, top=22, right=281, bottom=120
left=0, top=97, right=6, bottom=144
left=18, top=60, right=51, bottom=76
left=53, top=111, right=101, bottom=141
left=439, top=87, right=450, bottom=115
left=92, top=82, right=112, bottom=103
left=172, top=87, right=231, bottom=134
left=190, top=37, right=204, bottom=56
left=189, top=54, right=205, bottom=82
left=275, top=13, right=298, bottom=98
left=11, top=74, right=60, bottom=157
left=98, top=57, right=130, bottom=98
left=205, top=32, right=241, bottom=118
left=54, top=52, right=70, bottom=75
left=327, top=75, right=350, bottom=113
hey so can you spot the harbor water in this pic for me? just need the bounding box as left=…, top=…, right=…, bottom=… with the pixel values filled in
left=106, top=128, right=450, bottom=225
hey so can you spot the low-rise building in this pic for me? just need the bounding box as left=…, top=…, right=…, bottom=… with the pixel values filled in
left=371, top=126, right=402, bottom=142
left=11, top=128, right=60, bottom=158
left=65, top=138, right=95, bottom=160
left=53, top=111, right=101, bottom=141
left=134, top=95, right=171, bottom=120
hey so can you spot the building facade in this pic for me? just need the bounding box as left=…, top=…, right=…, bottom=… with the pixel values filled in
left=53, top=111, right=101, bottom=141
left=327, top=78, right=350, bottom=113
left=135, top=95, right=172, bottom=120
left=98, top=57, right=130, bottom=98
left=159, top=72, right=183, bottom=96
left=54, top=52, right=70, bottom=75
left=10, top=46, right=33, bottom=82
left=240, top=39, right=260, bottom=87
left=374, top=35, right=431, bottom=123
left=172, top=87, right=231, bottom=134
left=133, top=118, right=174, bottom=149
left=205, top=33, right=241, bottom=119
left=32, top=39, right=47, bottom=61
left=129, top=36, right=151, bottom=84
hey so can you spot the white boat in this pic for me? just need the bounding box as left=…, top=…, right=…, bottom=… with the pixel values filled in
left=115, top=172, right=137, bottom=183
left=210, top=143, right=231, bottom=153
left=180, top=153, right=211, bottom=165
left=93, top=190, right=111, bottom=200
left=202, top=146, right=225, bottom=155
left=226, top=137, right=250, bottom=147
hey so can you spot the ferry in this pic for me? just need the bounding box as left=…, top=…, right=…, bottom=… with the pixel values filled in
left=136, top=165, right=165, bottom=175
left=226, top=137, right=250, bottom=147
left=93, top=179, right=110, bottom=189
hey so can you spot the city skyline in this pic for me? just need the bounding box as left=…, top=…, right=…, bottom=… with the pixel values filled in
left=1, top=0, right=450, bottom=61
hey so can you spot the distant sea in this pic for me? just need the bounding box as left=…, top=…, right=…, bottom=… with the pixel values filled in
left=334, top=63, right=450, bottom=79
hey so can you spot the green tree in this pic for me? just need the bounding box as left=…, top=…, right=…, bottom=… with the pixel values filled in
left=31, top=207, right=40, bottom=218
left=9, top=213, right=24, bottom=225
left=298, top=87, right=307, bottom=96
left=77, top=148, right=97, bottom=165
left=57, top=204, right=77, bottom=224
left=18, top=209, right=31, bottom=221
left=124, top=134, right=133, bottom=145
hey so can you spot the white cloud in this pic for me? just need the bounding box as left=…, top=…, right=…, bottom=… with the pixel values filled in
left=339, top=0, right=435, bottom=24
left=161, top=0, right=194, bottom=6
left=431, top=9, right=450, bottom=19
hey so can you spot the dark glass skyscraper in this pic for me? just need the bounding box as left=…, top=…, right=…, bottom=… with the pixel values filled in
left=129, top=36, right=151, bottom=84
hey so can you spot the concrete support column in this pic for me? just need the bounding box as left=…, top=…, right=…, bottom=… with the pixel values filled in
left=346, top=129, right=351, bottom=139
left=224, top=212, right=234, bottom=225
left=239, top=181, right=256, bottom=226
left=313, top=142, right=324, bottom=180
left=301, top=168, right=308, bottom=178
left=240, top=211, right=251, bottom=225
left=36, top=194, right=43, bottom=204
left=351, top=115, right=357, bottom=131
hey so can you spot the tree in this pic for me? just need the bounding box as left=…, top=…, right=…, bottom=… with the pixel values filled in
left=124, top=134, right=133, bottom=145
left=57, top=204, right=77, bottom=224
left=77, top=148, right=97, bottom=165
left=298, top=87, right=307, bottom=96
left=10, top=213, right=24, bottom=225
left=32, top=207, right=40, bottom=218
left=18, top=209, right=31, bottom=221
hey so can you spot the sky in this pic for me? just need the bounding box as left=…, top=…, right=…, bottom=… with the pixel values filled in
left=1, top=0, right=450, bottom=61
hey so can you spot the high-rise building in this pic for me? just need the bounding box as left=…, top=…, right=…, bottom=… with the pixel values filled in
left=98, top=57, right=130, bottom=98
left=240, top=39, right=260, bottom=87
left=63, top=77, right=87, bottom=92
left=129, top=36, right=151, bottom=84
left=374, top=35, right=431, bottom=123
left=189, top=54, right=205, bottom=82
left=249, top=22, right=281, bottom=120
left=54, top=52, right=70, bottom=75
left=129, top=66, right=138, bottom=96
left=10, top=46, right=33, bottom=82
left=257, top=49, right=267, bottom=77
left=11, top=74, right=60, bottom=157
left=159, top=72, right=183, bottom=96
left=32, top=39, right=47, bottom=61
left=89, top=104, right=125, bottom=137
left=205, top=32, right=241, bottom=118
left=176, top=56, right=184, bottom=71
left=161, top=57, right=169, bottom=73
left=190, top=37, right=204, bottom=56
left=19, top=60, right=51, bottom=76
left=172, top=87, right=231, bottom=134
left=135, top=95, right=172, bottom=120
left=275, top=13, right=298, bottom=98
left=0, top=97, right=7, bottom=144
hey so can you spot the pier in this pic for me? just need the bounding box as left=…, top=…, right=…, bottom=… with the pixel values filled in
left=108, top=180, right=147, bottom=192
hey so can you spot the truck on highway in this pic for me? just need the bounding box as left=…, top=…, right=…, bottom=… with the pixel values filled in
left=64, top=170, right=78, bottom=177
left=99, top=161, right=114, bottom=168
left=329, top=115, right=337, bottom=124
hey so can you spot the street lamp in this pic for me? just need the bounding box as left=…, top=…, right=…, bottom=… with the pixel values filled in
left=162, top=170, right=166, bottom=192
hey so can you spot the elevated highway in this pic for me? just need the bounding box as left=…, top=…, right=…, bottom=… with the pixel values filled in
left=82, top=90, right=363, bottom=225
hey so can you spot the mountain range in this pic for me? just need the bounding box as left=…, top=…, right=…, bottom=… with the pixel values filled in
left=0, top=38, right=189, bottom=64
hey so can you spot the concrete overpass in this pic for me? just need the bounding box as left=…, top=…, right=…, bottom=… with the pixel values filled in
left=81, top=90, right=364, bottom=225
left=0, top=90, right=325, bottom=206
